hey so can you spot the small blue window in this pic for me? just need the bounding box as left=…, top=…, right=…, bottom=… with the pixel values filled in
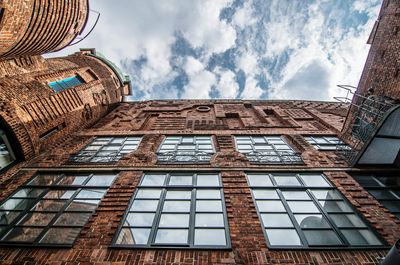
left=48, top=76, right=84, bottom=92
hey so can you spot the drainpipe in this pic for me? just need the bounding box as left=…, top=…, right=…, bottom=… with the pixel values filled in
left=380, top=239, right=400, bottom=265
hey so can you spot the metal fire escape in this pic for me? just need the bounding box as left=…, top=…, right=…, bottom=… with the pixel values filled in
left=334, top=85, right=397, bottom=165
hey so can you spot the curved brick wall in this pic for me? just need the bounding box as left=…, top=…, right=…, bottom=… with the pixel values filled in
left=0, top=50, right=122, bottom=162
left=0, top=0, right=88, bottom=60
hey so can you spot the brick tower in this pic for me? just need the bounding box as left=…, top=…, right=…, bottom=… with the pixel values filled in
left=0, top=0, right=89, bottom=60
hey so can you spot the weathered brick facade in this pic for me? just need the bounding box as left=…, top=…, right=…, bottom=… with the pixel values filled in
left=0, top=49, right=129, bottom=181
left=0, top=0, right=88, bottom=60
left=0, top=100, right=398, bottom=265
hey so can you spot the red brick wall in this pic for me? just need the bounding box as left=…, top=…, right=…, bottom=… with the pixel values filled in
left=0, top=0, right=88, bottom=60
left=0, top=100, right=397, bottom=265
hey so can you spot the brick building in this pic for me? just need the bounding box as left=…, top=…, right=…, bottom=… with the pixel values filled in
left=0, top=0, right=399, bottom=264
left=0, top=0, right=89, bottom=60
left=0, top=99, right=398, bottom=265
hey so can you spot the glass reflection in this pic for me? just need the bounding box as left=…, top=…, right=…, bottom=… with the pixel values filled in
left=194, top=229, right=226, bottom=245
left=294, top=214, right=330, bottom=228
left=155, top=229, right=188, bottom=244
left=125, top=213, right=155, bottom=227
left=3, top=227, right=42, bottom=242
left=18, top=212, right=56, bottom=226
left=265, top=229, right=301, bottom=246
left=54, top=212, right=91, bottom=226
left=40, top=228, right=81, bottom=244
left=159, top=214, right=189, bottom=227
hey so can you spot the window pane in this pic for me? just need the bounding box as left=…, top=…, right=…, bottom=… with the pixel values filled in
left=256, top=201, right=285, bottom=212
left=3, top=227, right=42, bottom=242
left=28, top=175, right=60, bottom=186
left=130, top=200, right=159, bottom=212
left=12, top=188, right=44, bottom=198
left=75, top=189, right=106, bottom=199
left=196, top=190, right=221, bottom=199
left=194, top=229, right=226, bottom=245
left=0, top=211, right=21, bottom=225
left=162, top=201, right=191, bottom=212
left=281, top=191, right=310, bottom=200
left=0, top=199, right=37, bottom=211
left=58, top=176, right=87, bottom=186
left=159, top=214, right=189, bottom=227
left=303, top=230, right=342, bottom=245
left=66, top=200, right=100, bottom=211
left=330, top=214, right=366, bottom=228
left=86, top=175, right=116, bottom=186
left=116, top=228, right=150, bottom=244
left=125, top=213, right=155, bottom=227
left=311, top=190, right=342, bottom=200
left=197, top=174, right=219, bottom=186
left=247, top=175, right=273, bottom=187
left=252, top=190, right=279, bottom=199
left=294, top=214, right=330, bottom=228
left=141, top=174, right=166, bottom=186
left=381, top=201, right=400, bottom=212
left=341, top=230, right=382, bottom=245
left=165, top=191, right=191, bottom=199
left=31, top=200, right=67, bottom=212
left=261, top=214, right=293, bottom=227
left=18, top=213, right=56, bottom=226
left=169, top=176, right=192, bottom=186
left=196, top=201, right=222, bottom=212
left=273, top=176, right=301, bottom=186
left=155, top=229, right=188, bottom=244
left=44, top=190, right=76, bottom=199
left=54, top=212, right=91, bottom=226
left=319, top=201, right=353, bottom=212
left=287, top=201, right=319, bottom=213
left=369, top=190, right=398, bottom=200
left=265, top=229, right=302, bottom=246
left=136, top=189, right=162, bottom=199
left=195, top=214, right=224, bottom=227
left=299, top=174, right=330, bottom=187
left=40, top=228, right=81, bottom=244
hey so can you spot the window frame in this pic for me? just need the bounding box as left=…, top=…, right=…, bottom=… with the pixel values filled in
left=0, top=172, right=117, bottom=247
left=304, top=135, right=351, bottom=151
left=234, top=135, right=303, bottom=165
left=246, top=172, right=387, bottom=250
left=352, top=172, right=400, bottom=219
left=69, top=136, right=142, bottom=164
left=111, top=172, right=231, bottom=250
left=48, top=75, right=85, bottom=92
left=156, top=135, right=216, bottom=164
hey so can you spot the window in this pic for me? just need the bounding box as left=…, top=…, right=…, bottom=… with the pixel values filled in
left=48, top=76, right=84, bottom=92
left=113, top=173, right=230, bottom=248
left=234, top=136, right=302, bottom=164
left=157, top=136, right=215, bottom=163
left=0, top=129, right=16, bottom=170
left=304, top=136, right=350, bottom=151
left=247, top=172, right=384, bottom=248
left=352, top=173, right=400, bottom=219
left=0, top=173, right=117, bottom=246
left=70, top=136, right=141, bottom=163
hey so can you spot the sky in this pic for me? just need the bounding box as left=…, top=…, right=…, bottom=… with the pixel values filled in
left=48, top=0, right=382, bottom=101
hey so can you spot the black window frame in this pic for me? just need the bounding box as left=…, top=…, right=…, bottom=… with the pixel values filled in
left=156, top=135, right=216, bottom=164
left=111, top=172, right=231, bottom=249
left=234, top=135, right=303, bottom=165
left=69, top=136, right=142, bottom=164
left=246, top=172, right=387, bottom=250
left=352, top=172, right=400, bottom=219
left=0, top=172, right=118, bottom=247
left=304, top=135, right=351, bottom=151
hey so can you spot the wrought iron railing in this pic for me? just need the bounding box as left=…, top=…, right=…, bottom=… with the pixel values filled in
left=157, top=151, right=213, bottom=164
left=245, top=151, right=303, bottom=165
left=68, top=151, right=121, bottom=164
left=334, top=85, right=396, bottom=164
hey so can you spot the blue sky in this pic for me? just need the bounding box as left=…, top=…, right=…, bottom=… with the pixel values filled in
left=50, top=0, right=381, bottom=101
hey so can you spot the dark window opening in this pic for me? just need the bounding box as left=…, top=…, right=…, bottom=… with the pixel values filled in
left=39, top=122, right=66, bottom=139
left=0, top=129, right=16, bottom=171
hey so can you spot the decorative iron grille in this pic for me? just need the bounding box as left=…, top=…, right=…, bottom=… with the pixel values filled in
left=334, top=85, right=396, bottom=164
left=245, top=151, right=303, bottom=165
left=157, top=151, right=213, bottom=164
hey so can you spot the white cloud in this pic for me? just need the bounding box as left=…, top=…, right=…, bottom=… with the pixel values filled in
left=232, top=2, right=257, bottom=28
left=182, top=56, right=216, bottom=99
left=241, top=76, right=263, bottom=99
left=215, top=68, right=239, bottom=98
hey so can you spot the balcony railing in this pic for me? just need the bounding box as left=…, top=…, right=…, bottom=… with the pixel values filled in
left=68, top=151, right=121, bottom=164
left=334, top=85, right=396, bottom=165
left=157, top=151, right=213, bottom=164
left=245, top=151, right=303, bottom=165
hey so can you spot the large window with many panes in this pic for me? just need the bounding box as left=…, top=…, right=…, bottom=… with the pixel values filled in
left=246, top=172, right=384, bottom=248
left=352, top=173, right=400, bottom=219
left=0, top=173, right=117, bottom=246
left=234, top=136, right=302, bottom=164
left=304, top=136, right=350, bottom=151
left=157, top=136, right=215, bottom=163
left=70, top=136, right=141, bottom=163
left=113, top=172, right=230, bottom=248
